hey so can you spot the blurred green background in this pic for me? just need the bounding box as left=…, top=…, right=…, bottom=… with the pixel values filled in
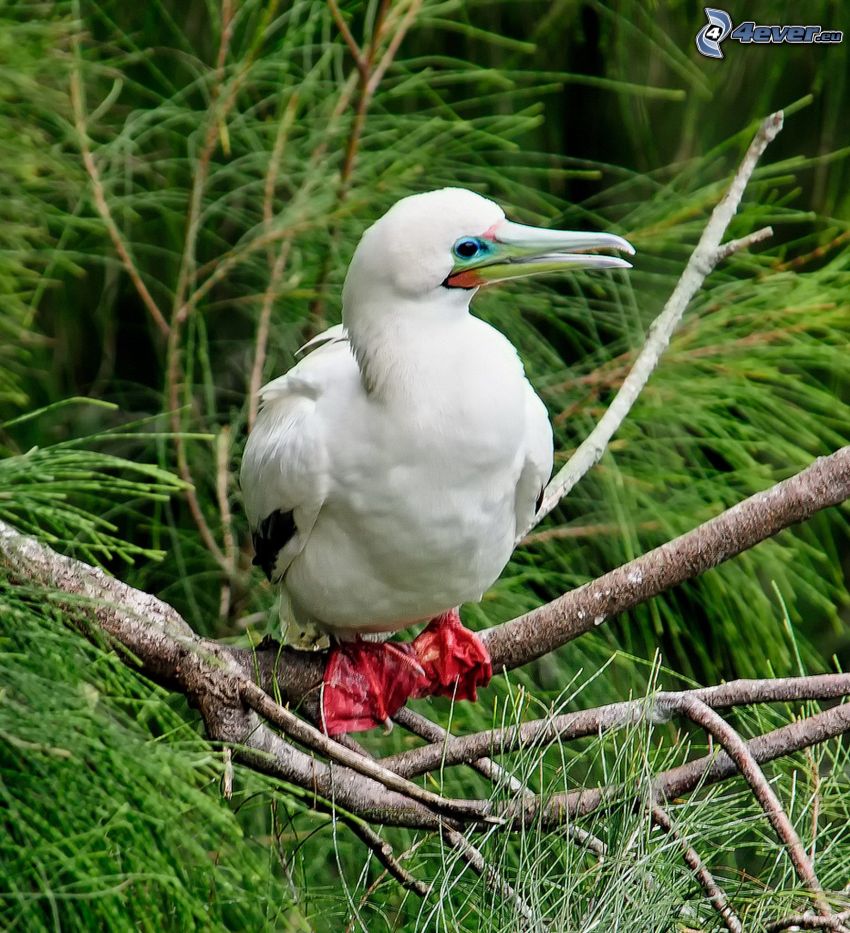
left=2, top=1, right=849, bottom=929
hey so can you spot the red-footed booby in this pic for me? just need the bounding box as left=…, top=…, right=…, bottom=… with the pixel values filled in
left=240, top=188, right=633, bottom=735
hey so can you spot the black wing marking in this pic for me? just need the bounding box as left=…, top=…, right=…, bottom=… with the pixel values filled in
left=252, top=509, right=296, bottom=581
left=535, top=486, right=544, bottom=514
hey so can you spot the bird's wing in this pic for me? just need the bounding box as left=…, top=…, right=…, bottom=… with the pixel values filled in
left=240, top=327, right=354, bottom=584
left=514, top=385, right=554, bottom=537
left=296, top=322, right=347, bottom=356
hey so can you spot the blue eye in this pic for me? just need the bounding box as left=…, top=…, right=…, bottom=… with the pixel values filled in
left=453, top=237, right=484, bottom=260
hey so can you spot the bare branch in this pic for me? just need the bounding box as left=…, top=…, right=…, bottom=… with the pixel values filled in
left=380, top=674, right=850, bottom=779
left=311, top=0, right=422, bottom=328
left=545, top=703, right=850, bottom=822
left=441, top=827, right=543, bottom=929
left=69, top=51, right=170, bottom=337
left=672, top=696, right=829, bottom=916
left=395, top=705, right=609, bottom=867
left=327, top=0, right=365, bottom=72
left=249, top=92, right=301, bottom=430
left=215, top=426, right=237, bottom=618
left=394, top=706, right=524, bottom=790
left=163, top=0, right=254, bottom=573
left=766, top=910, right=850, bottom=932
left=532, top=111, right=784, bottom=529
left=714, top=225, right=774, bottom=262
left=650, top=803, right=742, bottom=933
left=487, top=446, right=850, bottom=674
left=345, top=836, right=432, bottom=927
left=344, top=820, right=429, bottom=897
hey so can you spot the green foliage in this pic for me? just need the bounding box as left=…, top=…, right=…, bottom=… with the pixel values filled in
left=0, top=5, right=81, bottom=407
left=0, top=406, right=188, bottom=563
left=2, top=0, right=849, bottom=929
left=0, top=581, right=302, bottom=931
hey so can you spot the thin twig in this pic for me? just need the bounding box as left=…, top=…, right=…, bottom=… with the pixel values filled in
left=531, top=111, right=784, bottom=531
left=345, top=835, right=432, bottom=931
left=381, top=674, right=850, bottom=779
left=345, top=819, right=429, bottom=896
left=171, top=0, right=236, bottom=322
left=68, top=47, right=170, bottom=337
left=393, top=707, right=522, bottom=784
left=367, top=0, right=422, bottom=95
left=162, top=0, right=239, bottom=571
left=247, top=64, right=365, bottom=422
left=239, top=679, right=499, bottom=824
left=807, top=746, right=821, bottom=864
left=221, top=746, right=234, bottom=800
left=766, top=910, right=850, bottom=932
left=521, top=520, right=661, bottom=547
left=650, top=803, right=742, bottom=933
left=249, top=240, right=294, bottom=430
left=312, top=0, right=421, bottom=328
left=249, top=92, right=301, bottom=430
left=215, top=426, right=238, bottom=618
left=327, top=0, right=365, bottom=71
left=670, top=696, right=829, bottom=916
left=394, top=706, right=609, bottom=862
left=714, top=225, right=774, bottom=262
left=441, top=827, right=543, bottom=930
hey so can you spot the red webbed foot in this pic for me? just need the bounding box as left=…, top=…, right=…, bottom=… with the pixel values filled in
left=322, top=639, right=425, bottom=736
left=412, top=608, right=492, bottom=701
left=321, top=610, right=492, bottom=735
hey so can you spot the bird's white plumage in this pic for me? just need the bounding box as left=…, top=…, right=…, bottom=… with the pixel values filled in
left=241, top=188, right=555, bottom=647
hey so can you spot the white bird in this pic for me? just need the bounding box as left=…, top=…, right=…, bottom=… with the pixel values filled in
left=241, top=188, right=633, bottom=734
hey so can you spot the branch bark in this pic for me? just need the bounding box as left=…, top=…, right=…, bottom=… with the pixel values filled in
left=4, top=517, right=850, bottom=850
left=380, top=674, right=850, bottom=779
left=486, top=446, right=850, bottom=674
left=532, top=111, right=784, bottom=528
left=650, top=803, right=742, bottom=933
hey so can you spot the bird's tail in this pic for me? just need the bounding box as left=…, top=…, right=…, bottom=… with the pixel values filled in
left=278, top=588, right=329, bottom=651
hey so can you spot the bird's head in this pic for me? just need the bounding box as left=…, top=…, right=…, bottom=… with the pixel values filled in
left=342, top=187, right=633, bottom=311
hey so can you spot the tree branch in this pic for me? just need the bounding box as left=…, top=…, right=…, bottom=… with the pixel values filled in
left=672, top=696, right=828, bottom=916
left=380, top=674, right=850, bottom=779
left=69, top=47, right=170, bottom=337
left=486, top=446, right=850, bottom=674
left=532, top=111, right=784, bottom=530
left=649, top=803, right=742, bottom=933
left=766, top=910, right=850, bottom=933
left=4, top=515, right=850, bottom=852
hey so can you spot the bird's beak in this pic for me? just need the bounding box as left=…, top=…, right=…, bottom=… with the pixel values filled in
left=446, top=220, right=634, bottom=289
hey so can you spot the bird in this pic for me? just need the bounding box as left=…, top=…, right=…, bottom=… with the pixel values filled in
left=240, top=187, right=633, bottom=735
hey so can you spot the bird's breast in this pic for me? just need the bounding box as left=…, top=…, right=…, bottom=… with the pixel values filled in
left=287, top=330, right=531, bottom=631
